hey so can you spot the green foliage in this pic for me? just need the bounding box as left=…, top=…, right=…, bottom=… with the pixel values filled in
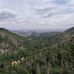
left=0, top=27, right=74, bottom=74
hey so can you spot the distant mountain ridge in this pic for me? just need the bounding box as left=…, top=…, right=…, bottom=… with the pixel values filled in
left=11, top=29, right=63, bottom=37
left=0, top=26, right=74, bottom=53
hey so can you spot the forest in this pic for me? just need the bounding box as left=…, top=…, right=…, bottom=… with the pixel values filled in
left=0, top=27, right=74, bottom=74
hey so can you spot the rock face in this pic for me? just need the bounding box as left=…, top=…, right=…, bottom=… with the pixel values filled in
left=0, top=28, right=26, bottom=53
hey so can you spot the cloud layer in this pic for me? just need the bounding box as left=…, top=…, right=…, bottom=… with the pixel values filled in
left=0, top=0, right=74, bottom=30
left=0, top=11, right=17, bottom=20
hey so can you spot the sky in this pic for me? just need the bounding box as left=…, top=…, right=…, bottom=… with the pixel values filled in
left=0, top=0, right=74, bottom=30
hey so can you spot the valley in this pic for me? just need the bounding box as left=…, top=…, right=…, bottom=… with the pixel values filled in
left=0, top=27, right=74, bottom=74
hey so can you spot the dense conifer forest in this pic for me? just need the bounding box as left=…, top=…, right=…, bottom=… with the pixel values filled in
left=0, top=27, right=74, bottom=74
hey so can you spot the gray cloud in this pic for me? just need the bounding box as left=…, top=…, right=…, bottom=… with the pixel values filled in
left=0, top=0, right=74, bottom=30
left=53, top=0, right=70, bottom=4
left=0, top=11, right=17, bottom=20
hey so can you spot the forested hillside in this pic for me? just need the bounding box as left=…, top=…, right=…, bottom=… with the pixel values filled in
left=0, top=28, right=33, bottom=54
left=0, top=27, right=74, bottom=74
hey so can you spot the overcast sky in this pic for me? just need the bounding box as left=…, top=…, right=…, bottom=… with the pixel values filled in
left=0, top=0, right=74, bottom=30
